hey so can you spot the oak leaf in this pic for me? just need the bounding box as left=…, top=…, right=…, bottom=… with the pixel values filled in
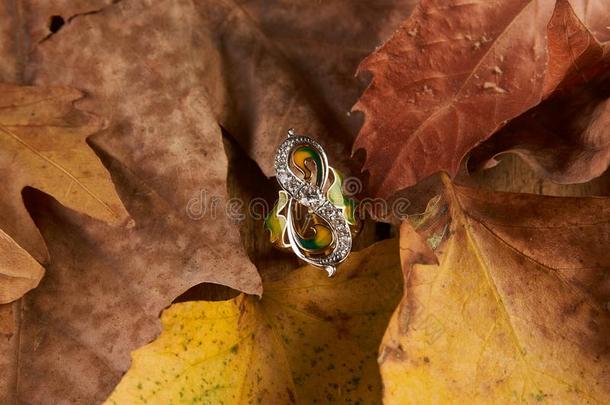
left=26, top=0, right=416, bottom=180
left=186, top=0, right=417, bottom=177
left=0, top=152, right=260, bottom=404
left=380, top=176, right=610, bottom=403
left=0, top=83, right=126, bottom=301
left=26, top=3, right=262, bottom=296
left=106, top=239, right=402, bottom=404
left=0, top=1, right=418, bottom=401
left=0, top=228, right=43, bottom=304
left=0, top=5, right=278, bottom=399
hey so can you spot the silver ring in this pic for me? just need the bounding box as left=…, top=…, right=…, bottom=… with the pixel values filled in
left=265, top=129, right=359, bottom=276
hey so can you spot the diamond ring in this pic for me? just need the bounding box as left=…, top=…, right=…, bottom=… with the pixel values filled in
left=265, top=129, right=359, bottom=276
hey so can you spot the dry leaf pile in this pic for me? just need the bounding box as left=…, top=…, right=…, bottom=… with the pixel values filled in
left=0, top=0, right=608, bottom=403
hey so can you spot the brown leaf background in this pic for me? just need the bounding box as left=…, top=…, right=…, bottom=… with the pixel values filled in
left=354, top=0, right=610, bottom=199
left=468, top=0, right=610, bottom=186
left=0, top=0, right=416, bottom=402
left=355, top=0, right=557, bottom=197
left=0, top=0, right=608, bottom=403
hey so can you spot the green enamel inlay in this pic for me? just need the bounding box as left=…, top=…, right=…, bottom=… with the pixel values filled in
left=267, top=162, right=357, bottom=255
left=326, top=167, right=358, bottom=226
left=293, top=146, right=324, bottom=186
left=296, top=223, right=333, bottom=251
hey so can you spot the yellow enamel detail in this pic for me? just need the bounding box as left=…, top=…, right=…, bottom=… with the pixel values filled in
left=265, top=190, right=289, bottom=247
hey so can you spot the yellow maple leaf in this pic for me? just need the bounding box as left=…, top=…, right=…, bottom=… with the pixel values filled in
left=381, top=175, right=610, bottom=403
left=105, top=239, right=402, bottom=404
left=0, top=83, right=128, bottom=301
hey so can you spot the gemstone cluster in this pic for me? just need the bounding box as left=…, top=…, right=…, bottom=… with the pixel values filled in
left=267, top=131, right=356, bottom=276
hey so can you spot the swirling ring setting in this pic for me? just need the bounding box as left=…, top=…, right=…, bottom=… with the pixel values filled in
left=265, top=129, right=359, bottom=276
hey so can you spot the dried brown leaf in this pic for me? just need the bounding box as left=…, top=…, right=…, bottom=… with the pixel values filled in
left=569, top=0, right=610, bottom=43
left=0, top=83, right=127, bottom=302
left=354, top=0, right=558, bottom=198
left=470, top=0, right=610, bottom=184
left=469, top=73, right=610, bottom=184
left=0, top=228, right=43, bottom=304
left=0, top=2, right=268, bottom=402
left=195, top=0, right=417, bottom=177
left=0, top=0, right=416, bottom=402
left=27, top=1, right=261, bottom=295
left=0, top=158, right=262, bottom=403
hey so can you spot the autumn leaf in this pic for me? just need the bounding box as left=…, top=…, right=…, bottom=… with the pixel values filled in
left=543, top=0, right=609, bottom=94
left=234, top=0, right=418, bottom=141
left=0, top=7, right=277, bottom=397
left=569, top=0, right=610, bottom=43
left=468, top=71, right=610, bottom=185
left=27, top=0, right=416, bottom=180
left=0, top=228, right=43, bottom=304
left=1, top=7, right=259, bottom=399
left=0, top=83, right=127, bottom=301
left=0, top=151, right=262, bottom=404
left=2, top=1, right=607, bottom=404
left=0, top=2, right=418, bottom=402
left=354, top=0, right=558, bottom=197
left=106, top=239, right=402, bottom=404
left=25, top=1, right=263, bottom=293
left=205, top=0, right=418, bottom=177
left=380, top=175, right=610, bottom=403
left=18, top=0, right=416, bottom=301
left=353, top=0, right=610, bottom=198
left=469, top=0, right=610, bottom=185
